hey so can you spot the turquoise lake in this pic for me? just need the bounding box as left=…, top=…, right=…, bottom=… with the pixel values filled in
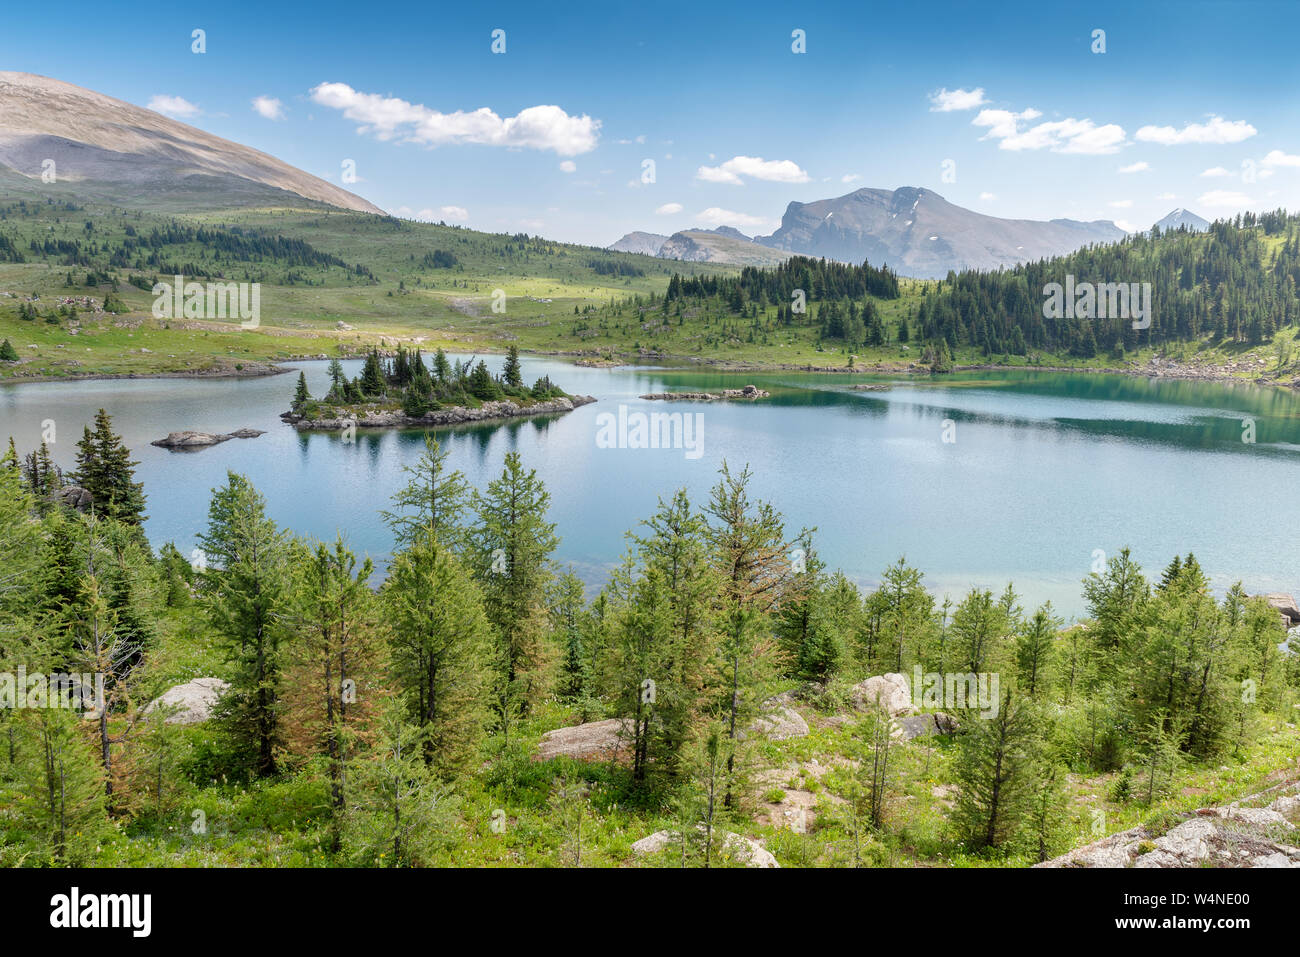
left=4, top=355, right=1300, bottom=619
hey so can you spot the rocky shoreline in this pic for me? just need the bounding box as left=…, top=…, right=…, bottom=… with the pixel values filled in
left=283, top=394, right=597, bottom=431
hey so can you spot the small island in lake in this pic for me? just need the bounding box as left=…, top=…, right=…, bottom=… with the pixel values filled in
left=283, top=345, right=594, bottom=431
left=640, top=385, right=770, bottom=401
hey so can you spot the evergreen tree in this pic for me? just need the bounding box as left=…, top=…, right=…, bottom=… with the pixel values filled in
left=503, top=345, right=523, bottom=389
left=1016, top=603, right=1061, bottom=699
left=469, top=452, right=559, bottom=712
left=952, top=687, right=1038, bottom=852
left=197, top=473, right=289, bottom=778
left=384, top=537, right=494, bottom=776
left=292, top=371, right=311, bottom=410
left=72, top=409, right=146, bottom=525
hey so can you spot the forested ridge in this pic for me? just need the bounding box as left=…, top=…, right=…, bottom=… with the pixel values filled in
left=1, top=412, right=1297, bottom=867
left=653, top=211, right=1300, bottom=364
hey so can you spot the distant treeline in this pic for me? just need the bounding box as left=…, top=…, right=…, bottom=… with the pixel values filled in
left=917, top=211, right=1300, bottom=356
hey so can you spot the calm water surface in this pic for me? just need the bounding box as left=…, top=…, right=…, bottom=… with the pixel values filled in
left=4, top=356, right=1300, bottom=619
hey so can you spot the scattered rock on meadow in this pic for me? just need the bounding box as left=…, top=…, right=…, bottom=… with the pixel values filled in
left=536, top=718, right=631, bottom=761
left=850, top=673, right=913, bottom=716
left=631, top=827, right=779, bottom=867
left=143, top=677, right=229, bottom=724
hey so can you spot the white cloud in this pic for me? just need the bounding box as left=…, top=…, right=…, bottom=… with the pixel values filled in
left=1200, top=166, right=1231, bottom=178
left=929, top=87, right=988, bottom=112
left=309, top=82, right=600, bottom=155
left=1118, top=161, right=1149, bottom=173
left=1136, top=116, right=1256, bottom=145
left=148, top=94, right=200, bottom=118
left=695, top=155, right=809, bottom=185
left=439, top=205, right=469, bottom=221
left=251, top=96, right=285, bottom=120
left=1113, top=219, right=1139, bottom=233
left=1197, top=189, right=1254, bottom=208
left=559, top=160, right=576, bottom=173
left=654, top=202, right=683, bottom=215
left=1108, top=199, right=1133, bottom=208
left=1262, top=149, right=1300, bottom=168
left=979, top=192, right=996, bottom=200
left=972, top=107, right=1125, bottom=154
left=694, top=207, right=771, bottom=229
left=1156, top=192, right=1177, bottom=200
left=842, top=173, right=861, bottom=183
left=972, top=107, right=1042, bottom=140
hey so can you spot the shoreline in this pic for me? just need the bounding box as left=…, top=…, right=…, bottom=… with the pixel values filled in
left=2, top=349, right=1295, bottom=392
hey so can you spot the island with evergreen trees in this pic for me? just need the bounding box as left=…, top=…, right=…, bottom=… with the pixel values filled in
left=283, top=345, right=594, bottom=431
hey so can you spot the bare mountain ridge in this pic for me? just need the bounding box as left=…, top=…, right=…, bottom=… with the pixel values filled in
left=755, top=187, right=1125, bottom=278
left=0, top=71, right=381, bottom=213
left=612, top=187, right=1128, bottom=278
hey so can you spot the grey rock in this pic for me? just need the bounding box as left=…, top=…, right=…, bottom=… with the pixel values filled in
left=143, top=677, right=229, bottom=724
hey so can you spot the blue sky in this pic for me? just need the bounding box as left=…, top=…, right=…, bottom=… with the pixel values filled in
left=4, top=0, right=1300, bottom=244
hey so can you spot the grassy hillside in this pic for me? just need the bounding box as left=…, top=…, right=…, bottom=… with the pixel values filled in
left=2, top=185, right=1300, bottom=386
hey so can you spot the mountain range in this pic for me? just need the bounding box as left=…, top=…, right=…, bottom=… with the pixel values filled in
left=0, top=73, right=1210, bottom=279
left=610, top=187, right=1159, bottom=278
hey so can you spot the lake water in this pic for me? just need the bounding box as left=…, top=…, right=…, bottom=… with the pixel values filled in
left=4, top=355, right=1300, bottom=619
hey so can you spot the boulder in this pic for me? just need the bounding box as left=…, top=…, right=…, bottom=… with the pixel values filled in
left=143, top=677, right=229, bottom=724
left=56, top=485, right=93, bottom=511
left=894, top=712, right=956, bottom=741
left=1261, top=593, right=1300, bottom=626
left=536, top=718, right=631, bottom=761
left=631, top=827, right=779, bottom=867
left=850, top=673, right=913, bottom=716
left=749, top=706, right=809, bottom=741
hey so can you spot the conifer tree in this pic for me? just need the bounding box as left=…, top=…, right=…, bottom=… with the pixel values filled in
left=284, top=537, right=380, bottom=847
left=384, top=537, right=494, bottom=776
left=952, top=687, right=1038, bottom=852
left=469, top=452, right=559, bottom=711
left=1016, top=603, right=1061, bottom=699
left=197, top=472, right=289, bottom=778
left=72, top=409, right=146, bottom=525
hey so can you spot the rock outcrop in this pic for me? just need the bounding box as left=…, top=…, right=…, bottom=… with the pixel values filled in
left=536, top=718, right=631, bottom=761
left=850, top=673, right=913, bottom=716
left=1260, top=593, right=1300, bottom=628
left=631, top=827, right=779, bottom=867
left=748, top=705, right=810, bottom=741
left=151, top=428, right=265, bottom=448
left=286, top=395, right=595, bottom=431
left=56, top=485, right=93, bottom=511
left=1038, top=782, right=1300, bottom=868
left=143, top=677, right=229, bottom=724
